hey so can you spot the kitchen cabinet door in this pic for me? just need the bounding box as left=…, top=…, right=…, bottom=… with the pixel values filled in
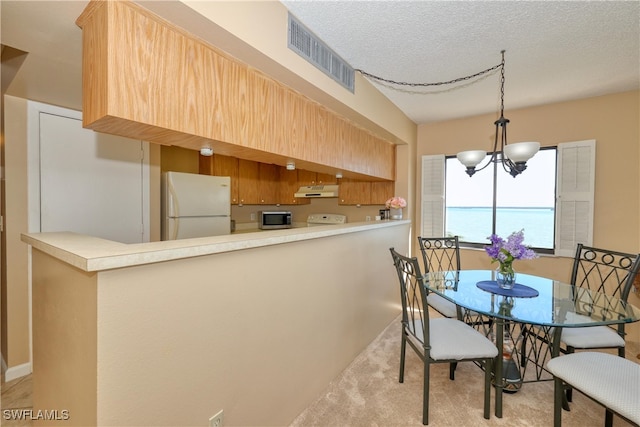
left=316, top=173, right=337, bottom=185
left=213, top=155, right=239, bottom=204
left=199, top=154, right=214, bottom=175
left=296, top=169, right=318, bottom=186
left=296, top=170, right=337, bottom=186
left=258, top=163, right=279, bottom=204
left=371, top=181, right=394, bottom=205
left=278, top=168, right=310, bottom=205
left=338, top=179, right=371, bottom=205
left=200, top=154, right=240, bottom=204
left=238, top=159, right=260, bottom=205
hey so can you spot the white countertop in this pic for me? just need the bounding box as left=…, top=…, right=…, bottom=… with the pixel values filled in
left=22, top=220, right=410, bottom=272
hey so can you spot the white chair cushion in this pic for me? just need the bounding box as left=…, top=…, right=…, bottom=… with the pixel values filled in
left=423, top=318, right=498, bottom=361
left=546, top=352, right=640, bottom=424
left=561, top=325, right=625, bottom=348
left=427, top=294, right=458, bottom=318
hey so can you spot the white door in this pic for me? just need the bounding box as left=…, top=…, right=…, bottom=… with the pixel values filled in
left=38, top=110, right=149, bottom=243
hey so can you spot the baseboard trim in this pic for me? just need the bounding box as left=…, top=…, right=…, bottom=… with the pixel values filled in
left=5, top=362, right=32, bottom=382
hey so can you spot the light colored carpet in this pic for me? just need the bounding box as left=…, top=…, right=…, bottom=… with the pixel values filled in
left=290, top=316, right=637, bottom=427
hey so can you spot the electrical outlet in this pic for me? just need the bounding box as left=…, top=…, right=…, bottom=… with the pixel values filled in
left=365, top=215, right=371, bottom=221
left=250, top=212, right=256, bottom=221
left=209, top=410, right=224, bottom=427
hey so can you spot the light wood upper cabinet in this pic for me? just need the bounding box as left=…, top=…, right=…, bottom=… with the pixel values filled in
left=278, top=168, right=310, bottom=205
left=296, top=170, right=337, bottom=186
left=338, top=179, right=394, bottom=206
left=296, top=169, right=316, bottom=186
left=236, top=159, right=287, bottom=205
left=199, top=154, right=214, bottom=176
left=258, top=163, right=279, bottom=205
left=199, top=154, right=239, bottom=204
left=76, top=0, right=396, bottom=181
left=316, top=173, right=337, bottom=185
left=338, top=179, right=371, bottom=205
left=371, top=181, right=395, bottom=205
left=213, top=155, right=239, bottom=204
left=238, top=159, right=259, bottom=205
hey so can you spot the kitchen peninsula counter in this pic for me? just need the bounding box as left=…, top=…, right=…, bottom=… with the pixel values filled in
left=22, top=219, right=410, bottom=426
left=22, top=219, right=409, bottom=272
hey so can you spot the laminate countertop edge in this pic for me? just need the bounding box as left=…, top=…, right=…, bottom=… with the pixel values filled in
left=21, top=220, right=410, bottom=272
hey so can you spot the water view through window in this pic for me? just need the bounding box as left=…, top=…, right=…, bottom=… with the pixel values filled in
left=446, top=207, right=555, bottom=248
left=445, top=149, right=557, bottom=249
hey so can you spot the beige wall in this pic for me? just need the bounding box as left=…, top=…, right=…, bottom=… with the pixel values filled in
left=3, top=95, right=30, bottom=369
left=32, top=250, right=97, bottom=427
left=416, top=90, right=640, bottom=346
left=31, top=223, right=409, bottom=426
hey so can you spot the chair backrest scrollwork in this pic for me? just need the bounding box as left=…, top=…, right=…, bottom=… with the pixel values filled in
left=571, top=243, right=640, bottom=304
left=417, top=236, right=461, bottom=273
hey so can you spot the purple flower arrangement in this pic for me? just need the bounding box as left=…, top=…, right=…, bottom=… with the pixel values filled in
left=485, top=230, right=538, bottom=276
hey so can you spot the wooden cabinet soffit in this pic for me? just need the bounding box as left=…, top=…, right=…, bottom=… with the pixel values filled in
left=76, top=0, right=395, bottom=181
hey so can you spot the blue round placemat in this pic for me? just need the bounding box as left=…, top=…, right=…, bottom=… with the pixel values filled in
left=476, top=280, right=539, bottom=298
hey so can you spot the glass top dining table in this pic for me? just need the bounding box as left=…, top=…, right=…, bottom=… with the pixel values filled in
left=424, top=269, right=640, bottom=328
left=422, top=269, right=640, bottom=418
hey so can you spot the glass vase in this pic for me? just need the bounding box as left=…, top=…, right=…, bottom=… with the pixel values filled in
left=390, top=208, right=403, bottom=220
left=496, top=268, right=516, bottom=289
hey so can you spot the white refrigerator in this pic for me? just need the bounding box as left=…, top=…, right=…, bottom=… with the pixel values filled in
left=162, top=171, right=231, bottom=240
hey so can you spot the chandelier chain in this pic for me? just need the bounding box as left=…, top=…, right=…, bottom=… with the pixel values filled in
left=355, top=59, right=503, bottom=88
left=499, top=50, right=506, bottom=115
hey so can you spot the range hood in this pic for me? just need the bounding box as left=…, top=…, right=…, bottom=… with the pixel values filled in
left=294, top=184, right=339, bottom=198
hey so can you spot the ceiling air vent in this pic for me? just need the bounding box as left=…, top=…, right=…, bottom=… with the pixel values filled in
left=288, top=13, right=355, bottom=93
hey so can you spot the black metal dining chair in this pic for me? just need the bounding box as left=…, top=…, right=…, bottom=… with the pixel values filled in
left=389, top=247, right=498, bottom=425
left=417, top=236, right=461, bottom=318
left=522, top=243, right=640, bottom=402
left=559, top=244, right=640, bottom=359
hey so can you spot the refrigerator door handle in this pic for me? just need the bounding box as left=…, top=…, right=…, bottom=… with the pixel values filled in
left=167, top=180, right=179, bottom=218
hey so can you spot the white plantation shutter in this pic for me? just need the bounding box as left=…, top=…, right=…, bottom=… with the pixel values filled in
left=555, top=140, right=596, bottom=257
left=421, top=155, right=445, bottom=237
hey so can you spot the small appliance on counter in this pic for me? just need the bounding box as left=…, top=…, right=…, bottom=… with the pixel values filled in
left=306, top=213, right=347, bottom=226
left=258, top=211, right=292, bottom=229
left=162, top=171, right=231, bottom=240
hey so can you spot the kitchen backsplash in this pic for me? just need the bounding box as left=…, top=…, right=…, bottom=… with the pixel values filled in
left=231, top=198, right=388, bottom=225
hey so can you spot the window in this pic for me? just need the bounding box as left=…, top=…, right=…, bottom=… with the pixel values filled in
left=420, top=140, right=595, bottom=255
left=445, top=148, right=557, bottom=250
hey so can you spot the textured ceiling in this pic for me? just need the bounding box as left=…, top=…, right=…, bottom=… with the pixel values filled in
left=282, top=0, right=640, bottom=123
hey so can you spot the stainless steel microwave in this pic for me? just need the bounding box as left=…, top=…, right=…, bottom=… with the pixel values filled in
left=258, top=211, right=292, bottom=229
